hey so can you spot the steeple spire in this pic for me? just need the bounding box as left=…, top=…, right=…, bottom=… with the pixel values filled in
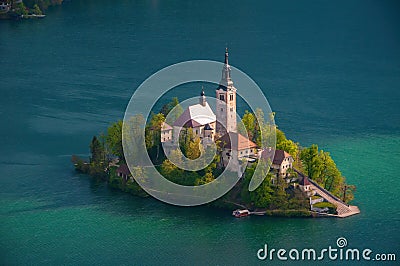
left=199, top=86, right=206, bottom=106
left=224, top=47, right=229, bottom=65
left=220, top=47, right=234, bottom=89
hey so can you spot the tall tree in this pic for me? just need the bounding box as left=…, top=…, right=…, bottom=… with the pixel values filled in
left=250, top=173, right=274, bottom=208
left=123, top=114, right=146, bottom=166
left=90, top=136, right=104, bottom=163
left=145, top=113, right=165, bottom=148
left=300, top=144, right=321, bottom=179
left=161, top=97, right=183, bottom=125
left=106, top=120, right=123, bottom=160
left=241, top=110, right=256, bottom=141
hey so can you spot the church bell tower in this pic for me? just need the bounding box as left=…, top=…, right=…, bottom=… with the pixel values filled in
left=216, top=48, right=237, bottom=135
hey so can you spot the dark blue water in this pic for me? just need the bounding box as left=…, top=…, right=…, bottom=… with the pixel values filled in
left=1, top=0, right=399, bottom=265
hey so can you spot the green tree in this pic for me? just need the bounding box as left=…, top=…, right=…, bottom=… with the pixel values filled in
left=106, top=120, right=124, bottom=160
left=340, top=184, right=356, bottom=203
left=186, top=135, right=201, bottom=160
left=250, top=173, right=274, bottom=208
left=179, top=128, right=195, bottom=158
left=162, top=97, right=183, bottom=125
left=269, top=174, right=289, bottom=209
left=33, top=4, right=42, bottom=15
left=14, top=3, right=28, bottom=16
left=123, top=114, right=146, bottom=166
left=300, top=144, right=322, bottom=179
left=87, top=136, right=106, bottom=180
left=319, top=151, right=343, bottom=194
left=254, top=108, right=275, bottom=148
left=277, top=138, right=298, bottom=157
left=90, top=136, right=104, bottom=163
left=241, top=110, right=256, bottom=141
left=145, top=113, right=165, bottom=149
left=195, top=172, right=215, bottom=185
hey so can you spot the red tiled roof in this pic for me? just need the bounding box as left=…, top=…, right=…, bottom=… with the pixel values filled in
left=299, top=176, right=311, bottom=186
left=218, top=132, right=258, bottom=151
left=261, top=149, right=291, bottom=165
left=116, top=164, right=131, bottom=176
left=161, top=122, right=173, bottom=131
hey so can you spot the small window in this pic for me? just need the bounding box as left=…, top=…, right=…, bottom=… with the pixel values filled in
left=220, top=94, right=225, bottom=101
left=230, top=107, right=233, bottom=112
left=221, top=108, right=223, bottom=112
left=230, top=94, right=233, bottom=101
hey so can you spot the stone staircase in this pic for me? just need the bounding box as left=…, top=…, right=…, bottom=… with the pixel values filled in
left=309, top=180, right=360, bottom=217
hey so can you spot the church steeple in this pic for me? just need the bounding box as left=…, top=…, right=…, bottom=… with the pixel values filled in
left=224, top=47, right=229, bottom=65
left=199, top=86, right=206, bottom=106
left=216, top=48, right=237, bottom=135
left=220, top=47, right=234, bottom=89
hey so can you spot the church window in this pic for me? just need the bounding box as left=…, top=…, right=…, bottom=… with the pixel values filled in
left=230, top=107, right=233, bottom=112
left=220, top=95, right=225, bottom=101
left=230, top=94, right=233, bottom=101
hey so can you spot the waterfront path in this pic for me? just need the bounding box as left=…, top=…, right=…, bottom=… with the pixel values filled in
left=294, top=169, right=360, bottom=218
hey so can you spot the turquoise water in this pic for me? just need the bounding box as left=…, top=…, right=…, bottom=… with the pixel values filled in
left=1, top=0, right=399, bottom=265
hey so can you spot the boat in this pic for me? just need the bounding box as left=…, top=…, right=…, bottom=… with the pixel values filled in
left=21, top=14, right=46, bottom=19
left=232, top=209, right=250, bottom=218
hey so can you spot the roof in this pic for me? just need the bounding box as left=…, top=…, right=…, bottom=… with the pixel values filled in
left=173, top=102, right=216, bottom=128
left=218, top=132, right=258, bottom=151
left=161, top=122, right=173, bottom=131
left=116, top=164, right=131, bottom=176
left=299, top=176, right=311, bottom=186
left=261, top=148, right=292, bottom=165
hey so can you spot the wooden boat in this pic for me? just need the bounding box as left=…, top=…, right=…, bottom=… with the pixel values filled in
left=232, top=209, right=250, bottom=218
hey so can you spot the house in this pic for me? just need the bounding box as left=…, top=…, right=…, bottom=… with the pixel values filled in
left=116, top=164, right=131, bottom=181
left=161, top=122, right=173, bottom=143
left=218, top=132, right=258, bottom=174
left=261, top=148, right=294, bottom=178
left=299, top=175, right=312, bottom=192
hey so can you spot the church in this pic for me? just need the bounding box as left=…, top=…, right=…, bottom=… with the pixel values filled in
left=161, top=48, right=258, bottom=173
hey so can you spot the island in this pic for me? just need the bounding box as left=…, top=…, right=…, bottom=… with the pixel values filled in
left=0, top=0, right=63, bottom=20
left=72, top=49, right=359, bottom=218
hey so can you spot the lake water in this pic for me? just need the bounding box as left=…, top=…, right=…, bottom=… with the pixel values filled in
left=1, top=0, right=399, bottom=265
